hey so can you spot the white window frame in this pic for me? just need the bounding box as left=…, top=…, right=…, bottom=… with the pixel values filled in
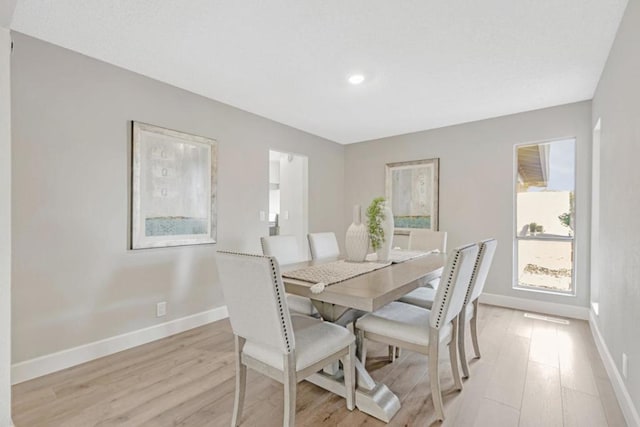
left=512, top=137, right=577, bottom=297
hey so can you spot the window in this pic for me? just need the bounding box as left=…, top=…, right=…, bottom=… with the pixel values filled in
left=515, top=139, right=576, bottom=294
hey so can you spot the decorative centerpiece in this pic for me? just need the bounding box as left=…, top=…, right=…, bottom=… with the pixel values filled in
left=345, top=205, right=370, bottom=262
left=367, top=197, right=394, bottom=262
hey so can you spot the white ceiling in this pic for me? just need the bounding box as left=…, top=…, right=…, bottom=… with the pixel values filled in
left=10, top=0, right=628, bottom=144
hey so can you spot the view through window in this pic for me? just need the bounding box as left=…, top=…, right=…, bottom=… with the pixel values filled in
left=515, top=139, right=575, bottom=293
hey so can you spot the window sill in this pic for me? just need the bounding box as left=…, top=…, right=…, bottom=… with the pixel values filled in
left=513, top=284, right=576, bottom=297
left=516, top=234, right=573, bottom=242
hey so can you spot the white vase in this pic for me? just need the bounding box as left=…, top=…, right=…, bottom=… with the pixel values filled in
left=345, top=205, right=369, bottom=262
left=376, top=203, right=395, bottom=262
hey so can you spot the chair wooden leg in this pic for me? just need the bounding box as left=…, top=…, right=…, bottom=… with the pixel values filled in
left=232, top=336, right=247, bottom=427
left=387, top=345, right=401, bottom=362
left=356, top=328, right=367, bottom=366
left=470, top=299, right=481, bottom=359
left=458, top=310, right=470, bottom=379
left=342, top=343, right=356, bottom=411
left=429, top=329, right=445, bottom=422
left=283, top=352, right=297, bottom=427
left=449, top=317, right=463, bottom=391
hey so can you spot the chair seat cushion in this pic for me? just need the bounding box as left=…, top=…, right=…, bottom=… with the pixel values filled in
left=287, top=294, right=318, bottom=316
left=243, top=314, right=354, bottom=371
left=413, top=276, right=440, bottom=289
left=356, top=302, right=451, bottom=347
left=427, top=277, right=441, bottom=289
left=398, top=287, right=437, bottom=309
left=400, top=288, right=476, bottom=320
left=466, top=301, right=474, bottom=318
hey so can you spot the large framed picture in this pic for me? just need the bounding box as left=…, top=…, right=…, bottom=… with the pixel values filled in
left=131, top=122, right=218, bottom=249
left=385, top=158, right=439, bottom=234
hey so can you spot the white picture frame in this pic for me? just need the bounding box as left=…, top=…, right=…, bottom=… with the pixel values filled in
left=131, top=122, right=218, bottom=249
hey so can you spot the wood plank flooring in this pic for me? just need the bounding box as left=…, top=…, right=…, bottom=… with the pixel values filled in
left=12, top=305, right=626, bottom=426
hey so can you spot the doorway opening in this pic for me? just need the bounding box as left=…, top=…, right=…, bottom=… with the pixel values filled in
left=268, top=150, right=309, bottom=260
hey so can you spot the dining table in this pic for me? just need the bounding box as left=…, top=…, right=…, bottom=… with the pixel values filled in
left=281, top=250, right=446, bottom=423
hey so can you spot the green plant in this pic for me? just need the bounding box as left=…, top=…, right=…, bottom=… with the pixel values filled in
left=366, top=197, right=387, bottom=250
left=529, top=222, right=537, bottom=233
left=558, top=192, right=575, bottom=232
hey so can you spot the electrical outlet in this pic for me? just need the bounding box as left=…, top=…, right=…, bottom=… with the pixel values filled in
left=283, top=210, right=289, bottom=220
left=623, top=353, right=628, bottom=379
left=259, top=211, right=266, bottom=221
left=156, top=301, right=167, bottom=317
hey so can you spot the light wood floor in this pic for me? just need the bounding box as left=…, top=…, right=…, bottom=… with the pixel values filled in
left=12, top=305, right=626, bottom=426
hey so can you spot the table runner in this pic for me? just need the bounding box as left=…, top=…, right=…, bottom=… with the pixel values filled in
left=366, top=249, right=435, bottom=263
left=282, top=260, right=392, bottom=285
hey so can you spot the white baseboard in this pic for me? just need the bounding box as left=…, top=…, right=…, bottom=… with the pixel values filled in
left=589, top=310, right=640, bottom=427
left=479, top=292, right=590, bottom=320
left=11, top=305, right=229, bottom=385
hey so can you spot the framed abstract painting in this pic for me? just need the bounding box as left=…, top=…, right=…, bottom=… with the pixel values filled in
left=131, top=122, right=218, bottom=249
left=385, top=158, right=439, bottom=234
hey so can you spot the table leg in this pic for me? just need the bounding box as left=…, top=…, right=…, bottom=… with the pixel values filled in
left=305, top=301, right=401, bottom=423
left=305, top=357, right=400, bottom=423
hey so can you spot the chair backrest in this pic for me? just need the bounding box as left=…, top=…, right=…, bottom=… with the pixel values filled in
left=408, top=230, right=448, bottom=253
left=465, top=238, right=498, bottom=304
left=430, top=243, right=479, bottom=330
left=216, top=251, right=295, bottom=354
left=261, top=235, right=303, bottom=265
left=308, top=232, right=340, bottom=260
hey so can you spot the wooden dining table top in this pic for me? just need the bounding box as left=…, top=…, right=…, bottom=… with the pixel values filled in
left=281, top=252, right=446, bottom=313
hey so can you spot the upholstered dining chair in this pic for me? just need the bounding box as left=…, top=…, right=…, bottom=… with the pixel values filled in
left=398, top=238, right=497, bottom=378
left=408, top=229, right=448, bottom=253
left=355, top=243, right=479, bottom=422
left=457, top=238, right=497, bottom=377
left=261, top=235, right=304, bottom=265
left=261, top=235, right=317, bottom=317
left=216, top=251, right=356, bottom=427
left=386, top=229, right=448, bottom=361
left=409, top=230, right=448, bottom=289
left=307, top=232, right=340, bottom=260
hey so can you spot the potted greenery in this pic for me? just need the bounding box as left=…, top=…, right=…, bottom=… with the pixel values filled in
left=366, top=197, right=394, bottom=261
left=367, top=197, right=385, bottom=250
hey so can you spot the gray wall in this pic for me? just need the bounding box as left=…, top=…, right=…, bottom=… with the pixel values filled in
left=345, top=101, right=592, bottom=309
left=11, top=33, right=345, bottom=363
left=0, top=27, right=12, bottom=427
left=0, top=0, right=17, bottom=28
left=592, top=0, right=640, bottom=413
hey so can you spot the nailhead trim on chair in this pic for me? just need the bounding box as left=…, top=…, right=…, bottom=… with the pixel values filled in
left=462, top=242, right=486, bottom=306
left=269, top=257, right=292, bottom=353
left=434, top=249, right=460, bottom=329
left=217, top=250, right=293, bottom=353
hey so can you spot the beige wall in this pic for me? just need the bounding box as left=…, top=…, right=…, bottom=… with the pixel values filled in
left=592, top=0, right=640, bottom=413
left=10, top=33, right=345, bottom=363
left=345, top=101, right=592, bottom=308
left=0, top=27, right=12, bottom=427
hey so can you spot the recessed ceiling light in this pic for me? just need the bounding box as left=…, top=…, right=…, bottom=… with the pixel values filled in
left=348, top=74, right=365, bottom=85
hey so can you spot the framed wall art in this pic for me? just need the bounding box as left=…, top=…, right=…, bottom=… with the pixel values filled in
left=131, top=122, right=218, bottom=249
left=385, top=158, right=439, bottom=234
